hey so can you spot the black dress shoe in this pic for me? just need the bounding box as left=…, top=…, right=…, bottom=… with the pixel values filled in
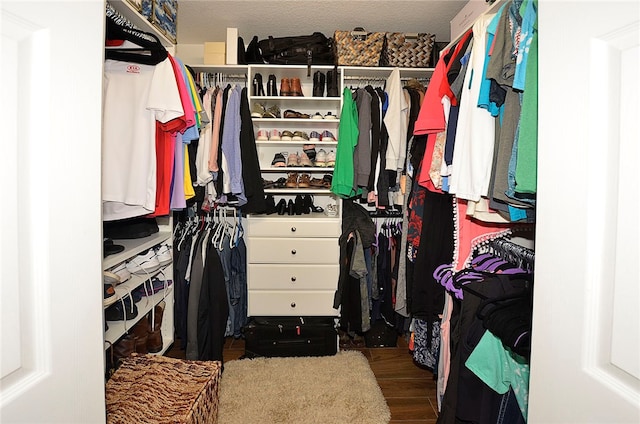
left=294, top=195, right=305, bottom=215
left=304, top=194, right=323, bottom=213
left=265, top=195, right=277, bottom=214
left=287, top=199, right=295, bottom=216
left=276, top=199, right=287, bottom=215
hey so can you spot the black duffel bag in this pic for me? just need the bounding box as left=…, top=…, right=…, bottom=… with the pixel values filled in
left=258, top=32, right=334, bottom=73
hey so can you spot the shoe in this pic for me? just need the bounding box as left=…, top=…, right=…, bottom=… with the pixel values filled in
left=281, top=130, right=294, bottom=141
left=265, top=195, right=277, bottom=214
left=267, top=74, right=278, bottom=96
left=304, top=194, right=324, bottom=213
left=287, top=152, right=300, bottom=167
left=322, top=173, right=333, bottom=188
left=253, top=73, right=265, bottom=96
left=326, top=150, right=336, bottom=167
left=276, top=198, right=287, bottom=215
left=271, top=152, right=286, bottom=167
left=324, top=112, right=338, bottom=120
left=315, top=149, right=327, bottom=167
left=298, top=151, right=313, bottom=167
left=103, top=270, right=121, bottom=286
left=132, top=315, right=149, bottom=354
left=147, top=301, right=165, bottom=353
left=251, top=102, right=266, bottom=118
left=309, top=131, right=321, bottom=142
left=154, top=243, right=172, bottom=266
left=280, top=78, right=291, bottom=96
left=290, top=77, right=304, bottom=96
left=104, top=281, right=118, bottom=307
left=256, top=129, right=269, bottom=141
left=110, top=262, right=131, bottom=284
left=286, top=172, right=298, bottom=188
left=320, top=130, right=336, bottom=142
left=297, top=173, right=311, bottom=188
left=287, top=199, right=295, bottom=215
left=294, top=195, right=305, bottom=215
left=264, top=104, right=281, bottom=118
left=136, top=276, right=172, bottom=297
left=105, top=296, right=138, bottom=321
left=311, top=112, right=324, bottom=120
left=327, top=67, right=339, bottom=97
left=309, top=177, right=325, bottom=188
left=269, top=129, right=281, bottom=141
left=103, top=238, right=124, bottom=258
left=112, top=332, right=136, bottom=362
left=284, top=109, right=311, bottom=119
left=292, top=131, right=309, bottom=141
left=313, top=71, right=326, bottom=97
left=126, top=249, right=161, bottom=275
left=303, top=144, right=317, bottom=161
left=273, top=177, right=287, bottom=188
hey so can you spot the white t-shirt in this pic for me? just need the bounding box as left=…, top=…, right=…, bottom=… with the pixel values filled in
left=102, top=57, right=184, bottom=221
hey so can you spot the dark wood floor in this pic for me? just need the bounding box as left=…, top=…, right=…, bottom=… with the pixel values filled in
left=165, top=335, right=439, bottom=423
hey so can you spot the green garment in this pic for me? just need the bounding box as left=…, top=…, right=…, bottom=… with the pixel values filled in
left=331, top=87, right=359, bottom=198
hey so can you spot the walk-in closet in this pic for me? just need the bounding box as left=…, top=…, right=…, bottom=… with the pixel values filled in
left=1, top=0, right=638, bottom=423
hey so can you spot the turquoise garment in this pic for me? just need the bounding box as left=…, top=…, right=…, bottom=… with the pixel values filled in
left=331, top=88, right=359, bottom=198
left=465, top=331, right=530, bottom=421
left=478, top=4, right=507, bottom=117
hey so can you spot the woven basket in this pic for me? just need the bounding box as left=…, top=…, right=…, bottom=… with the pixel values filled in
left=334, top=29, right=385, bottom=66
left=383, top=33, right=436, bottom=68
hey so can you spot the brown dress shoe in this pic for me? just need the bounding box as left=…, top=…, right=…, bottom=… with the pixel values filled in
left=147, top=301, right=165, bottom=353
left=132, top=315, right=149, bottom=354
left=113, top=332, right=136, bottom=362
left=290, top=77, right=304, bottom=96
left=280, top=78, right=291, bottom=96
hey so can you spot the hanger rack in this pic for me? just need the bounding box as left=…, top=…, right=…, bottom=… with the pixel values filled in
left=486, top=238, right=535, bottom=272
left=197, top=72, right=247, bottom=88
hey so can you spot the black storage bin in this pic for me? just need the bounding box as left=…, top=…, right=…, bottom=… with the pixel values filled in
left=244, top=317, right=338, bottom=358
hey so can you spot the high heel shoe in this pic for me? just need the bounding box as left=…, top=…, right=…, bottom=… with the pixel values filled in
left=294, top=195, right=306, bottom=215
left=276, top=199, right=287, bottom=215
left=304, top=194, right=324, bottom=213
left=287, top=199, right=295, bottom=216
left=267, top=74, right=278, bottom=96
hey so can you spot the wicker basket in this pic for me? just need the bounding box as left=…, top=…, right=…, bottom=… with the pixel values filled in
left=382, top=33, right=436, bottom=68
left=106, top=354, right=222, bottom=424
left=334, top=28, right=385, bottom=66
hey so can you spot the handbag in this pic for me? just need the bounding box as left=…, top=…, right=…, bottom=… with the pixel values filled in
left=333, top=28, right=385, bottom=66
left=382, top=33, right=436, bottom=68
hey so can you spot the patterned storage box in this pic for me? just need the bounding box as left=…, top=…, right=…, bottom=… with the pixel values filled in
left=151, top=0, right=178, bottom=43
left=106, top=354, right=222, bottom=424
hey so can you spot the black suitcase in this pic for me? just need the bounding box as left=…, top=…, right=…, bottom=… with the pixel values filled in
left=243, top=317, right=338, bottom=358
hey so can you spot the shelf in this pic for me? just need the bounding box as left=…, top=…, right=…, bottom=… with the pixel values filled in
left=104, top=285, right=174, bottom=346
left=340, top=66, right=434, bottom=79
left=264, top=188, right=332, bottom=194
left=108, top=0, right=174, bottom=47
left=256, top=141, right=337, bottom=146
left=103, top=230, right=172, bottom=270
left=262, top=167, right=334, bottom=172
left=108, top=264, right=171, bottom=305
left=250, top=96, right=340, bottom=102
left=252, top=118, right=339, bottom=124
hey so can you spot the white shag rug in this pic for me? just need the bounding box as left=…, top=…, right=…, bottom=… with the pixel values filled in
left=216, top=350, right=390, bottom=424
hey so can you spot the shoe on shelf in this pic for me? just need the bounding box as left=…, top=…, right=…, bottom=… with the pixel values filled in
left=286, top=172, right=299, bottom=188
left=287, top=199, right=295, bottom=215
left=287, top=152, right=300, bottom=167
left=280, top=78, right=291, bottom=96
left=251, top=102, right=267, bottom=118
left=326, top=150, right=336, bottom=167
left=125, top=249, right=161, bottom=275
left=284, top=109, right=310, bottom=119
left=281, top=130, right=294, bottom=141
left=326, top=68, right=339, bottom=97
left=256, top=129, right=269, bottom=141
left=105, top=296, right=138, bottom=321
left=294, top=194, right=305, bottom=215
left=309, top=131, right=321, bottom=142
left=154, top=243, right=172, bottom=266
left=298, top=151, right=313, bottom=167
left=271, top=152, right=287, bottom=167
left=303, top=144, right=316, bottom=162
left=269, top=129, right=281, bottom=141
left=103, top=270, right=121, bottom=286
left=315, top=149, right=327, bottom=167
left=322, top=173, right=333, bottom=188
left=267, top=74, right=278, bottom=96
left=104, top=282, right=118, bottom=307
left=313, top=71, right=326, bottom=97
left=132, top=314, right=149, bottom=354
left=147, top=300, right=165, bottom=353
left=110, top=262, right=131, bottom=283
left=309, top=177, right=325, bottom=188
left=276, top=198, right=287, bottom=215
left=253, top=73, right=265, bottom=96
left=292, top=131, right=309, bottom=141
left=265, top=195, right=277, bottom=214
left=304, top=194, right=324, bottom=213
left=264, top=104, right=281, bottom=118
left=273, top=177, right=287, bottom=188
left=290, top=77, right=304, bottom=96
left=324, top=111, right=338, bottom=120
left=320, top=130, right=336, bottom=142
left=311, top=112, right=324, bottom=120
left=297, top=173, right=311, bottom=188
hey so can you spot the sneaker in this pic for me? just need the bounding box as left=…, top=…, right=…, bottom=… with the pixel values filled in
left=311, top=112, right=324, bottom=120
left=103, top=271, right=121, bottom=286
left=324, top=111, right=338, bottom=120
left=309, top=131, right=321, bottom=142
left=264, top=104, right=281, bottom=118
left=251, top=103, right=266, bottom=118
left=269, top=129, right=281, bottom=141
left=281, top=130, right=294, bottom=141
left=154, top=243, right=172, bottom=266
left=326, top=150, right=336, bottom=167
left=110, top=262, right=131, bottom=283
left=321, top=130, right=336, bottom=142
left=315, top=149, right=327, bottom=167
left=105, top=296, right=138, bottom=321
left=298, top=151, right=313, bottom=167
left=292, top=131, right=309, bottom=141
left=136, top=276, right=173, bottom=297
left=286, top=172, right=298, bottom=188
left=271, top=152, right=286, bottom=167
left=256, top=129, right=269, bottom=141
left=125, top=248, right=161, bottom=275
left=287, top=152, right=300, bottom=167
left=303, top=144, right=316, bottom=162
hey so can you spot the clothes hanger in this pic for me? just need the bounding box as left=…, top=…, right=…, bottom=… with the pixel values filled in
left=104, top=16, right=168, bottom=66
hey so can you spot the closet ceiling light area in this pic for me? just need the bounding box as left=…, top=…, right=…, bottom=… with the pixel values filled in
left=177, top=0, right=468, bottom=44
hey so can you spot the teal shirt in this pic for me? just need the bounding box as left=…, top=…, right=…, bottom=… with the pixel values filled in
left=331, top=87, right=360, bottom=198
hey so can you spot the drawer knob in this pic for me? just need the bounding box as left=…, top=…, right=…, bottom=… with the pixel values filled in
left=290, top=302, right=296, bottom=308
left=291, top=276, right=297, bottom=282
left=291, top=226, right=297, bottom=232
left=291, top=249, right=297, bottom=255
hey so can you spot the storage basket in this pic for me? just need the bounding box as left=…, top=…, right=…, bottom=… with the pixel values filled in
left=382, top=33, right=436, bottom=68
left=334, top=28, right=385, bottom=66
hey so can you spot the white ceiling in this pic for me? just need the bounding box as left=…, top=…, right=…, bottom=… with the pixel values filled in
left=177, top=0, right=469, bottom=45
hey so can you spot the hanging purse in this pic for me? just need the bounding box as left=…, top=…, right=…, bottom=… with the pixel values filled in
left=333, top=28, right=385, bottom=67
left=382, top=33, right=436, bottom=68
